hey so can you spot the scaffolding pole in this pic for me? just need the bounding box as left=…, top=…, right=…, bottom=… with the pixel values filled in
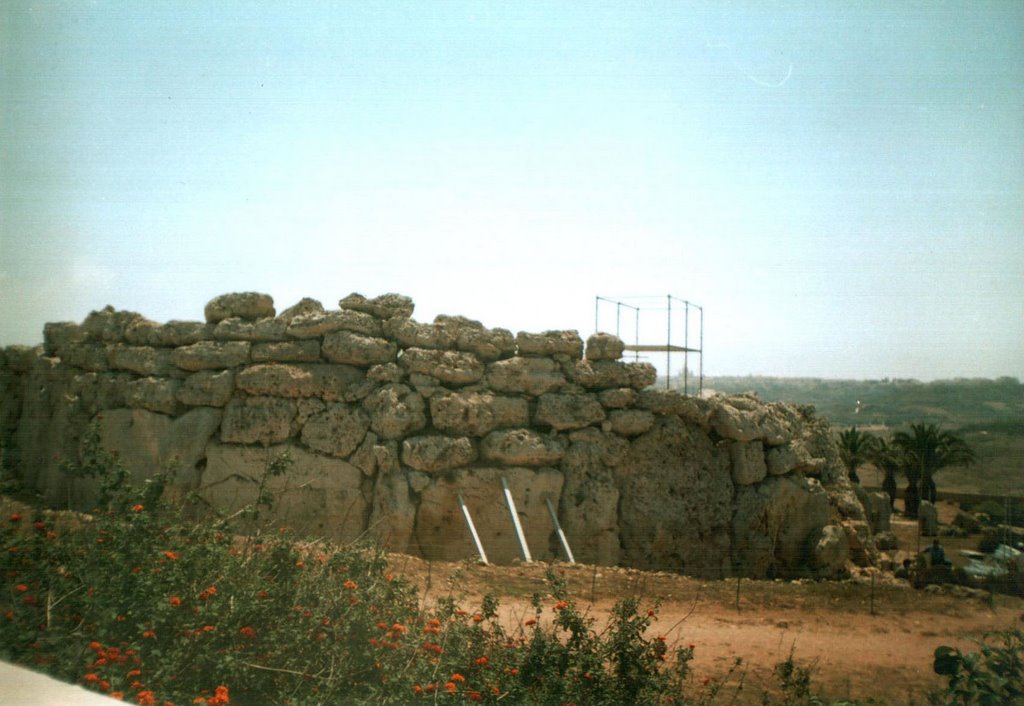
left=501, top=477, right=532, bottom=563
left=457, top=494, right=488, bottom=565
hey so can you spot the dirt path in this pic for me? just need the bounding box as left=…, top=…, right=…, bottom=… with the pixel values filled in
left=392, top=555, right=1024, bottom=704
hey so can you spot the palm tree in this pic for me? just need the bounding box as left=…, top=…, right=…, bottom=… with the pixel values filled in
left=869, top=437, right=902, bottom=511
left=893, top=423, right=975, bottom=517
left=837, top=426, right=876, bottom=484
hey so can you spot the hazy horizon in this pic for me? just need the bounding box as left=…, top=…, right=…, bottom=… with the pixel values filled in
left=2, top=2, right=1022, bottom=382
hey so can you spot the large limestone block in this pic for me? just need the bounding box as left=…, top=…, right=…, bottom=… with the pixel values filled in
left=176, top=370, right=234, bottom=407
left=598, top=388, right=637, bottom=409
left=93, top=407, right=221, bottom=496
left=515, top=330, right=583, bottom=359
left=485, top=357, right=565, bottom=396
left=107, top=346, right=174, bottom=376
left=398, top=348, right=484, bottom=385
left=63, top=345, right=111, bottom=372
left=919, top=501, right=939, bottom=537
left=204, top=292, right=275, bottom=323
left=559, top=427, right=623, bottom=565
left=221, top=396, right=296, bottom=444
left=199, top=442, right=368, bottom=541
left=480, top=429, right=566, bottom=466
left=367, top=362, right=404, bottom=383
left=276, top=297, right=324, bottom=324
left=382, top=318, right=459, bottom=350
left=361, top=384, right=426, bottom=439
left=286, top=310, right=382, bottom=338
left=573, top=360, right=657, bottom=391
left=67, top=372, right=131, bottom=414
left=585, top=333, right=624, bottom=361
left=429, top=391, right=529, bottom=437
left=213, top=317, right=288, bottom=342
left=367, top=469, right=417, bottom=553
left=402, top=435, right=477, bottom=471
left=535, top=393, right=605, bottom=431
left=414, top=466, right=563, bottom=563
left=322, top=331, right=397, bottom=366
left=251, top=340, right=322, bottom=363
left=729, top=441, right=768, bottom=485
left=617, top=416, right=733, bottom=577
left=81, top=306, right=148, bottom=343
left=732, top=475, right=831, bottom=578
left=156, top=321, right=211, bottom=347
left=172, top=341, right=251, bottom=371
left=125, top=377, right=182, bottom=415
left=811, top=525, right=850, bottom=574
left=4, top=345, right=42, bottom=373
left=235, top=363, right=371, bottom=402
left=456, top=326, right=516, bottom=361
left=710, top=397, right=797, bottom=445
left=43, top=321, right=86, bottom=356
left=854, top=486, right=892, bottom=533
left=608, top=409, right=655, bottom=437
left=340, top=292, right=415, bottom=320
left=300, top=403, right=370, bottom=458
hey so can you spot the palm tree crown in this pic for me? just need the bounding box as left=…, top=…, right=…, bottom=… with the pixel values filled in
left=837, top=426, right=877, bottom=484
left=892, top=423, right=975, bottom=513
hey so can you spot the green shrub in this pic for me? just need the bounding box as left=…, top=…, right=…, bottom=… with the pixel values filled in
left=932, top=630, right=1024, bottom=706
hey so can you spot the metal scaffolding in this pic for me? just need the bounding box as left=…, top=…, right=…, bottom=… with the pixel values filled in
left=594, top=295, right=704, bottom=396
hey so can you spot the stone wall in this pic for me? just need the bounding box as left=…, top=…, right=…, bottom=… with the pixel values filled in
left=0, top=292, right=872, bottom=578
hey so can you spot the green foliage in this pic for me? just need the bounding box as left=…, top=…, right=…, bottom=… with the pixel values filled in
left=931, top=630, right=1024, bottom=706
left=837, top=427, right=877, bottom=483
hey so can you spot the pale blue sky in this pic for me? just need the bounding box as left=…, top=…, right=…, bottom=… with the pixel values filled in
left=2, top=1, right=1022, bottom=380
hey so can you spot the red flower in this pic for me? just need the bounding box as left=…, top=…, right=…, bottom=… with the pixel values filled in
left=524, top=618, right=537, bottom=627
left=554, top=601, right=568, bottom=610
left=468, top=692, right=483, bottom=701
left=451, top=673, right=465, bottom=683
left=162, top=551, right=179, bottom=561
left=34, top=521, right=46, bottom=530
left=475, top=656, right=489, bottom=666
left=198, top=586, right=217, bottom=601
left=239, top=626, right=257, bottom=639
left=342, top=580, right=357, bottom=590
left=8, top=513, right=21, bottom=522
left=132, top=504, right=144, bottom=513
left=88, top=641, right=102, bottom=651
left=169, top=596, right=182, bottom=607
left=142, top=630, right=156, bottom=639
left=445, top=682, right=457, bottom=693
left=136, top=691, right=156, bottom=706
left=83, top=673, right=100, bottom=683
left=15, top=584, right=28, bottom=592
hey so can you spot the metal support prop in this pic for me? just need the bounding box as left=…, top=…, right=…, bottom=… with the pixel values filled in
left=457, top=493, right=489, bottom=565
left=501, top=477, right=532, bottom=563
left=545, top=497, right=575, bottom=564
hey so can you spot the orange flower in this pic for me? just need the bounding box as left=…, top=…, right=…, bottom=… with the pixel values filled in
left=198, top=586, right=217, bottom=601
left=169, top=596, right=182, bottom=607
left=207, top=685, right=229, bottom=705
left=8, top=513, right=21, bottom=522
left=554, top=601, right=568, bottom=610
left=83, top=673, right=100, bottom=683
left=451, top=673, right=465, bottom=683
left=342, top=580, right=357, bottom=590
left=203, top=625, right=215, bottom=633
left=100, top=680, right=111, bottom=692
left=142, top=630, right=156, bottom=639
left=294, top=560, right=304, bottom=568
left=524, top=618, right=537, bottom=627
left=468, top=692, right=483, bottom=701
left=15, top=584, right=28, bottom=592
left=445, top=681, right=457, bottom=693
left=428, top=618, right=441, bottom=627
left=111, top=692, right=125, bottom=700
left=162, top=551, right=179, bottom=561
left=89, top=641, right=102, bottom=651
left=475, top=656, right=489, bottom=666
left=239, top=626, right=257, bottom=639
left=257, top=590, right=269, bottom=599
left=132, top=504, right=144, bottom=513
left=136, top=691, right=156, bottom=706
left=127, top=669, right=142, bottom=678
left=472, top=614, right=483, bottom=623
left=412, top=685, right=422, bottom=694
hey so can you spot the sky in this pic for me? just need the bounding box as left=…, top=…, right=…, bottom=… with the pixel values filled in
left=2, top=1, right=1022, bottom=381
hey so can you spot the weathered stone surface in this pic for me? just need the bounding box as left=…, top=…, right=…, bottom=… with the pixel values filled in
left=456, top=326, right=516, bottom=361
left=367, top=469, right=416, bottom=553
left=559, top=428, right=622, bottom=565
left=710, top=396, right=796, bottom=445
left=402, top=435, right=476, bottom=471
left=176, top=370, right=235, bottom=407
left=204, top=292, right=275, bottom=323
left=608, top=409, right=655, bottom=437
left=732, top=476, right=831, bottom=578
left=235, top=363, right=370, bottom=401
left=322, top=330, right=397, bottom=366
left=811, top=525, right=850, bottom=573
left=362, top=384, right=426, bottom=439
left=199, top=442, right=367, bottom=541
left=765, top=444, right=798, bottom=476
left=107, top=346, right=174, bottom=376
left=157, top=321, right=211, bottom=347
left=430, top=391, right=529, bottom=437
left=301, top=404, right=370, bottom=458
left=349, top=431, right=378, bottom=476
left=407, top=373, right=441, bottom=398
left=286, top=310, right=382, bottom=338
left=63, top=345, right=111, bottom=372
left=516, top=330, right=583, bottom=358
left=172, top=341, right=251, bottom=371
left=213, top=317, right=288, bottom=341
left=617, top=416, right=733, bottom=577
left=367, top=362, right=404, bottom=383
left=573, top=360, right=656, bottom=391
left=340, top=292, right=414, bottom=320
left=729, top=441, right=768, bottom=485
left=382, top=318, right=459, bottom=349
left=855, top=486, right=892, bottom=533
left=480, top=429, right=565, bottom=466
left=81, top=306, right=148, bottom=343
left=4, top=345, right=42, bottom=373
left=276, top=297, right=324, bottom=324
left=125, top=377, right=182, bottom=415
left=221, top=396, right=296, bottom=444
left=43, top=322, right=85, bottom=355
left=585, top=333, right=625, bottom=361
left=398, top=348, right=484, bottom=385
left=415, top=466, right=563, bottom=563
left=535, top=393, right=605, bottom=431
left=123, top=319, right=163, bottom=346
left=251, top=340, right=321, bottom=363
left=486, top=357, right=565, bottom=396
left=68, top=372, right=131, bottom=413
left=598, top=387, right=637, bottom=409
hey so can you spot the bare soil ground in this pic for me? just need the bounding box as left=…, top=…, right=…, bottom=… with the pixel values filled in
left=389, top=501, right=1023, bottom=705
